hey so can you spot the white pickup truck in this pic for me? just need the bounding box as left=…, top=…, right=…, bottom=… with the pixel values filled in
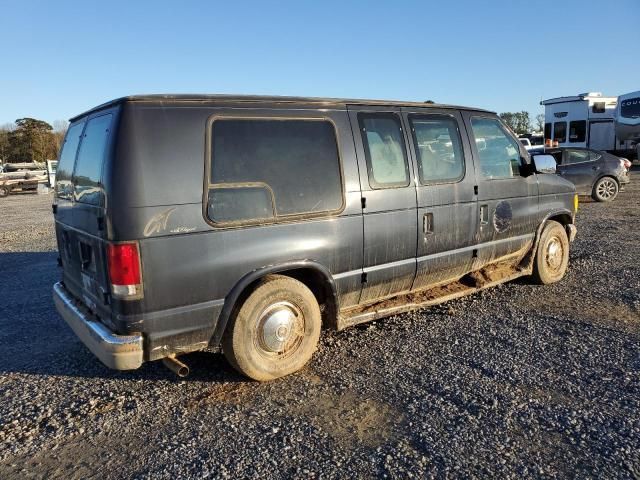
left=519, top=134, right=545, bottom=151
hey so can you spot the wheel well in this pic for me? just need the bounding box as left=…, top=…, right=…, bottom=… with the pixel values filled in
left=547, top=213, right=573, bottom=227
left=228, top=268, right=338, bottom=332
left=277, top=268, right=338, bottom=330
left=521, top=213, right=574, bottom=271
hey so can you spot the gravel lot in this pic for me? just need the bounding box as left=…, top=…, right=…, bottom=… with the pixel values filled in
left=1, top=174, right=639, bottom=479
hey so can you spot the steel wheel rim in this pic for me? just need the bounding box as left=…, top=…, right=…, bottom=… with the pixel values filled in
left=255, top=301, right=305, bottom=358
left=597, top=179, right=616, bottom=199
left=545, top=236, right=564, bottom=271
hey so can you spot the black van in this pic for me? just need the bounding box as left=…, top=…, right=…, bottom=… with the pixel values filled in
left=52, top=95, right=578, bottom=381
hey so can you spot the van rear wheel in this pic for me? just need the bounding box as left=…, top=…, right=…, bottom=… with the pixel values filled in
left=531, top=220, right=569, bottom=285
left=223, top=275, right=321, bottom=381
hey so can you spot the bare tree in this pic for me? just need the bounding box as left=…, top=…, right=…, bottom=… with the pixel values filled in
left=535, top=114, right=545, bottom=133
left=52, top=120, right=69, bottom=155
left=53, top=119, right=69, bottom=133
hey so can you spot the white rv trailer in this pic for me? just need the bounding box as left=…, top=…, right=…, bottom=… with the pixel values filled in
left=541, top=92, right=632, bottom=154
left=615, top=90, right=640, bottom=159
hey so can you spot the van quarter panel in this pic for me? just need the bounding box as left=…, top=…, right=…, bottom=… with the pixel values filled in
left=108, top=104, right=364, bottom=351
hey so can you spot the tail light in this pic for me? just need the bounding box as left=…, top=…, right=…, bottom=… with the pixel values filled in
left=107, top=242, right=142, bottom=299
left=621, top=158, right=631, bottom=169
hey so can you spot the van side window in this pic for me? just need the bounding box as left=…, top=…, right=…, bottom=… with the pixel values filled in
left=359, top=114, right=410, bottom=188
left=73, top=114, right=112, bottom=205
left=408, top=115, right=464, bottom=184
left=55, top=121, right=84, bottom=200
left=569, top=120, right=586, bottom=143
left=553, top=121, right=567, bottom=143
left=208, top=119, right=343, bottom=224
left=470, top=117, right=522, bottom=179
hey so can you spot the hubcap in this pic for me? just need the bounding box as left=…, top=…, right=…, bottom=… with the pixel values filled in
left=597, top=179, right=616, bottom=199
left=545, top=237, right=563, bottom=270
left=256, top=301, right=304, bottom=356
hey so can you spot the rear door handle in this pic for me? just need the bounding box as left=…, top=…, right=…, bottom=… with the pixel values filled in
left=423, top=212, right=434, bottom=235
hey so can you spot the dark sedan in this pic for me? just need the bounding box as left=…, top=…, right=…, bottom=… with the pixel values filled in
left=540, top=147, right=631, bottom=202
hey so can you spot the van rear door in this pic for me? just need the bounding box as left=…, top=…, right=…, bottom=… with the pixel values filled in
left=54, top=110, right=116, bottom=316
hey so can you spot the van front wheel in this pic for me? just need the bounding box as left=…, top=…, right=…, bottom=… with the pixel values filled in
left=531, top=220, right=569, bottom=285
left=223, top=275, right=321, bottom=381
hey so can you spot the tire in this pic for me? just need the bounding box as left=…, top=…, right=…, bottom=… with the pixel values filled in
left=531, top=220, right=569, bottom=285
left=223, top=275, right=321, bottom=381
left=0, top=186, right=9, bottom=197
left=591, top=176, right=618, bottom=202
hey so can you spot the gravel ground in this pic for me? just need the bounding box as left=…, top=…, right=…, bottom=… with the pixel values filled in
left=0, top=174, right=639, bottom=479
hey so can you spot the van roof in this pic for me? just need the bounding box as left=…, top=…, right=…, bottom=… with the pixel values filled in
left=69, top=94, right=494, bottom=121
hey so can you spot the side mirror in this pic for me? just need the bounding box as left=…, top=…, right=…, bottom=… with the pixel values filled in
left=532, top=154, right=557, bottom=174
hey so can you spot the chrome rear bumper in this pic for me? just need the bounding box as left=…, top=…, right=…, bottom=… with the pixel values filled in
left=53, top=282, right=143, bottom=370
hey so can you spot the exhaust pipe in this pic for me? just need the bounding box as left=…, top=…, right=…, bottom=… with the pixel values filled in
left=162, top=355, right=189, bottom=378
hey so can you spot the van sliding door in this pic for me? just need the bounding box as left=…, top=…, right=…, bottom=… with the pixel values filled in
left=347, top=105, right=418, bottom=304
left=400, top=107, right=478, bottom=290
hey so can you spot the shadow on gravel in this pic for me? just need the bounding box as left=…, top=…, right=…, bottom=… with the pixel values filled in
left=0, top=251, right=246, bottom=385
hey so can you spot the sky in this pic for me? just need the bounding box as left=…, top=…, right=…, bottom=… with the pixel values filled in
left=1, top=0, right=638, bottom=126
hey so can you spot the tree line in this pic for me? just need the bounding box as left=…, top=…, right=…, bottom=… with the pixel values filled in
left=0, top=118, right=68, bottom=165
left=499, top=112, right=545, bottom=135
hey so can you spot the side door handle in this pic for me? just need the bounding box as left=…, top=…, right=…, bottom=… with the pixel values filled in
left=480, top=205, right=489, bottom=225
left=423, top=212, right=434, bottom=235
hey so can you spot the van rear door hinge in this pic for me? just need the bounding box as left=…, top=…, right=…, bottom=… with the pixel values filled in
left=474, top=185, right=479, bottom=195
left=361, top=197, right=367, bottom=209
left=361, top=272, right=368, bottom=283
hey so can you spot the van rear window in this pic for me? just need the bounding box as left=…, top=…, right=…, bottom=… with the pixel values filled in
left=55, top=122, right=85, bottom=200
left=73, top=114, right=112, bottom=205
left=208, top=119, right=343, bottom=224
